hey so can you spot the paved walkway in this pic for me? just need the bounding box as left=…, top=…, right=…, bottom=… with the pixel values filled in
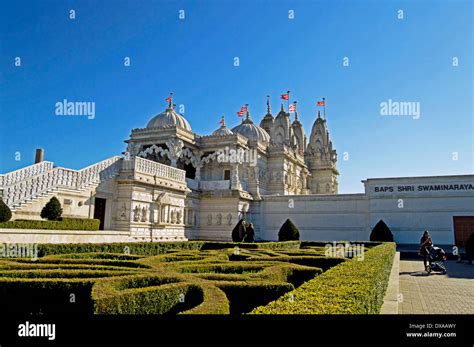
left=398, top=260, right=474, bottom=314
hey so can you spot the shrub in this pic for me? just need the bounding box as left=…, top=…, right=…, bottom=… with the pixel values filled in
left=201, top=241, right=301, bottom=251
left=250, top=243, right=396, bottom=314
left=181, top=283, right=230, bottom=314
left=92, top=274, right=201, bottom=314
left=370, top=220, right=394, bottom=242
left=40, top=196, right=63, bottom=221
left=35, top=241, right=206, bottom=257
left=0, top=199, right=12, bottom=222
left=216, top=281, right=294, bottom=314
left=466, top=233, right=474, bottom=264
left=278, top=219, right=300, bottom=241
left=0, top=218, right=100, bottom=231
left=0, top=278, right=95, bottom=313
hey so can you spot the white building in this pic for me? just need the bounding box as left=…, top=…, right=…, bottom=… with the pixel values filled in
left=1, top=97, right=473, bottom=246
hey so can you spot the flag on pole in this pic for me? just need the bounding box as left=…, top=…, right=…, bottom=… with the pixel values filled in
left=289, top=102, right=296, bottom=113
left=280, top=93, right=289, bottom=100
left=219, top=116, right=225, bottom=126
left=317, top=100, right=325, bottom=106
left=240, top=105, right=248, bottom=113
left=237, top=111, right=245, bottom=117
left=165, top=96, right=173, bottom=103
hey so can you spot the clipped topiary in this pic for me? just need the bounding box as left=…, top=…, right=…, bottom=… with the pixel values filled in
left=370, top=220, right=394, bottom=242
left=40, top=196, right=63, bottom=221
left=231, top=219, right=246, bottom=242
left=0, top=199, right=12, bottom=222
left=278, top=219, right=300, bottom=241
left=466, top=233, right=474, bottom=265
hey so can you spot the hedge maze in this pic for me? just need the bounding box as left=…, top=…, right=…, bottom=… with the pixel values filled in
left=0, top=241, right=394, bottom=315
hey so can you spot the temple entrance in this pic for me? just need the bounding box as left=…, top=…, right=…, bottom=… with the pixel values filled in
left=453, top=216, right=474, bottom=249
left=94, top=197, right=107, bottom=230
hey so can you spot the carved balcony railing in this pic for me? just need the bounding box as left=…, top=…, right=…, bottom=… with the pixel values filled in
left=122, top=157, right=186, bottom=183
left=1, top=156, right=122, bottom=208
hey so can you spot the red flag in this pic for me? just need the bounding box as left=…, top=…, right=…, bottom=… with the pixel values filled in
left=165, top=96, right=173, bottom=102
left=219, top=117, right=225, bottom=126
left=240, top=105, right=248, bottom=113
left=237, top=111, right=245, bottom=117
left=317, top=100, right=325, bottom=106
left=289, top=103, right=296, bottom=113
left=280, top=93, right=289, bottom=100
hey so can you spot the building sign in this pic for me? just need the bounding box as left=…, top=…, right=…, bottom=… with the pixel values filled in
left=373, top=183, right=474, bottom=193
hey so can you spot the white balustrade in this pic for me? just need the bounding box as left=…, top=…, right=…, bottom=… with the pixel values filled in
left=131, top=157, right=186, bottom=183
left=0, top=155, right=186, bottom=208
left=0, top=161, right=54, bottom=187
left=1, top=156, right=122, bottom=207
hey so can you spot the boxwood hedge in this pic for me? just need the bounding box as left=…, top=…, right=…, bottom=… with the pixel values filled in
left=0, top=218, right=100, bottom=231
left=0, top=241, right=393, bottom=315
left=250, top=242, right=396, bottom=314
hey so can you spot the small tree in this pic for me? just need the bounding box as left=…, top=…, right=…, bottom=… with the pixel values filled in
left=278, top=219, right=300, bottom=241
left=40, top=196, right=63, bottom=221
left=370, top=220, right=394, bottom=242
left=466, top=233, right=474, bottom=265
left=231, top=219, right=246, bottom=242
left=0, top=199, right=12, bottom=222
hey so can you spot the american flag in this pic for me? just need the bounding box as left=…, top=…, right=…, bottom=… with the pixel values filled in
left=237, top=111, right=245, bottom=117
left=289, top=103, right=296, bottom=113
left=240, top=105, right=248, bottom=113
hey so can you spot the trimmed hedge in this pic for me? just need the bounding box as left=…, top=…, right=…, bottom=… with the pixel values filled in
left=33, top=241, right=301, bottom=258
left=1, top=242, right=379, bottom=315
left=92, top=274, right=201, bottom=314
left=216, top=281, right=295, bottom=314
left=35, top=241, right=206, bottom=257
left=0, top=278, right=95, bottom=313
left=181, top=283, right=230, bottom=314
left=250, top=242, right=396, bottom=314
left=201, top=241, right=301, bottom=251
left=0, top=218, right=100, bottom=231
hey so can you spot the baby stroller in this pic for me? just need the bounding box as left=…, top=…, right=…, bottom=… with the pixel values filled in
left=425, top=245, right=447, bottom=274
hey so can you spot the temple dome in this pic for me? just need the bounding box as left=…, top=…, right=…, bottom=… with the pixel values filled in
left=231, top=112, right=271, bottom=143
left=212, top=117, right=233, bottom=136
left=146, top=107, right=192, bottom=131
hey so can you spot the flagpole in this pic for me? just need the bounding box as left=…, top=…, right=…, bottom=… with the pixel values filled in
left=287, top=90, right=291, bottom=113
left=322, top=97, right=326, bottom=119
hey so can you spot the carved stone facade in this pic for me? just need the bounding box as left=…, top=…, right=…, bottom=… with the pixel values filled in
left=0, top=98, right=340, bottom=241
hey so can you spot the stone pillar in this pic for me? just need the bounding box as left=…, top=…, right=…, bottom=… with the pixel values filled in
left=231, top=164, right=242, bottom=190
left=166, top=138, right=184, bottom=168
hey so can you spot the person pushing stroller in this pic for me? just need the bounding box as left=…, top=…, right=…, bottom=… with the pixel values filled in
left=419, top=230, right=447, bottom=274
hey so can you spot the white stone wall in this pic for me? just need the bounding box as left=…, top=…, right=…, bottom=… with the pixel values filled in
left=259, top=175, right=474, bottom=245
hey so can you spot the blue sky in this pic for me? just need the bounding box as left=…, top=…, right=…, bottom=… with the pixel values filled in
left=0, top=0, right=472, bottom=193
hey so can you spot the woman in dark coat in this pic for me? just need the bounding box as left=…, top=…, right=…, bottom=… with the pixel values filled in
left=419, top=230, right=433, bottom=269
left=243, top=223, right=255, bottom=243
